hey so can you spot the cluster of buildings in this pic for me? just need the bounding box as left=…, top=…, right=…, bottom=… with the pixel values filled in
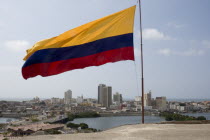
left=0, top=84, right=210, bottom=119
left=168, top=101, right=210, bottom=112
left=1, top=85, right=210, bottom=138
left=97, top=84, right=122, bottom=108
left=134, top=91, right=167, bottom=111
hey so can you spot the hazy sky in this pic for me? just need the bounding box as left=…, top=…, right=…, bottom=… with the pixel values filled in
left=0, top=0, right=210, bottom=100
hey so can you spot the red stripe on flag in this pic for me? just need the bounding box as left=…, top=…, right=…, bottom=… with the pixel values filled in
left=22, top=47, right=134, bottom=79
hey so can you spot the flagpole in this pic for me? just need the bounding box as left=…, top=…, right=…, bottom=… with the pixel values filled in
left=138, top=0, right=144, bottom=124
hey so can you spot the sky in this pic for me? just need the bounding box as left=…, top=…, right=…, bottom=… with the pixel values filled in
left=0, top=0, right=210, bottom=100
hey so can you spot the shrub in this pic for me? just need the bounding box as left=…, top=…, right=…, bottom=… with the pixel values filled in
left=31, top=118, right=39, bottom=122
left=196, top=116, right=206, bottom=120
left=165, top=116, right=173, bottom=121
left=74, top=112, right=100, bottom=118
left=66, top=123, right=79, bottom=128
left=79, top=123, right=88, bottom=129
left=86, top=128, right=97, bottom=132
left=67, top=112, right=100, bottom=122
left=45, top=129, right=61, bottom=134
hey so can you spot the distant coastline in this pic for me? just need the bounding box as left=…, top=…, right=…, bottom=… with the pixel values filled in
left=0, top=98, right=47, bottom=101
left=1, top=98, right=210, bottom=102
left=99, top=112, right=152, bottom=117
left=167, top=98, right=210, bottom=102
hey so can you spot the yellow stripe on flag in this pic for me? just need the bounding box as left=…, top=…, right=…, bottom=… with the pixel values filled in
left=24, top=6, right=136, bottom=60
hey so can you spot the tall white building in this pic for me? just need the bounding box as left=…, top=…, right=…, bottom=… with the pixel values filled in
left=64, top=90, right=72, bottom=105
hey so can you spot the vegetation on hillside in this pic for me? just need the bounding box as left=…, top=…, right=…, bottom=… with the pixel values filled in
left=160, top=112, right=207, bottom=121
left=67, top=112, right=100, bottom=121
left=66, top=122, right=97, bottom=132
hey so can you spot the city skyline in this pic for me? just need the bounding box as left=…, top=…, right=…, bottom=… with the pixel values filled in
left=0, top=0, right=210, bottom=99
left=0, top=86, right=210, bottom=101
left=0, top=86, right=166, bottom=102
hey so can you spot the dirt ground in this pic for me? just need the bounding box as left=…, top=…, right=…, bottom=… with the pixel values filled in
left=9, top=124, right=210, bottom=140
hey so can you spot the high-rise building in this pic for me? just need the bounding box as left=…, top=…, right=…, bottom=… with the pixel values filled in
left=107, top=86, right=112, bottom=107
left=98, top=84, right=112, bottom=108
left=144, top=90, right=152, bottom=106
left=64, top=90, right=72, bottom=105
left=102, top=87, right=108, bottom=107
left=156, top=96, right=167, bottom=111
left=98, top=84, right=106, bottom=104
left=113, top=92, right=122, bottom=104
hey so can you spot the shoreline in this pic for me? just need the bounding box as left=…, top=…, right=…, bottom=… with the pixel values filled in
left=99, top=112, right=153, bottom=117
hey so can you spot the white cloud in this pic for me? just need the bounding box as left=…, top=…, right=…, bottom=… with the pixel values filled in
left=4, top=40, right=30, bottom=52
left=167, top=22, right=186, bottom=29
left=142, top=28, right=174, bottom=40
left=202, top=40, right=210, bottom=48
left=157, top=48, right=171, bottom=56
left=178, top=49, right=204, bottom=56
left=157, top=48, right=204, bottom=56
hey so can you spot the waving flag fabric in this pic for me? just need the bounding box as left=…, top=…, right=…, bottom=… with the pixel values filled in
left=22, top=6, right=136, bottom=79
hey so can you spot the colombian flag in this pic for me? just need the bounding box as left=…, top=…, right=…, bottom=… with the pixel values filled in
left=22, top=6, right=136, bottom=79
